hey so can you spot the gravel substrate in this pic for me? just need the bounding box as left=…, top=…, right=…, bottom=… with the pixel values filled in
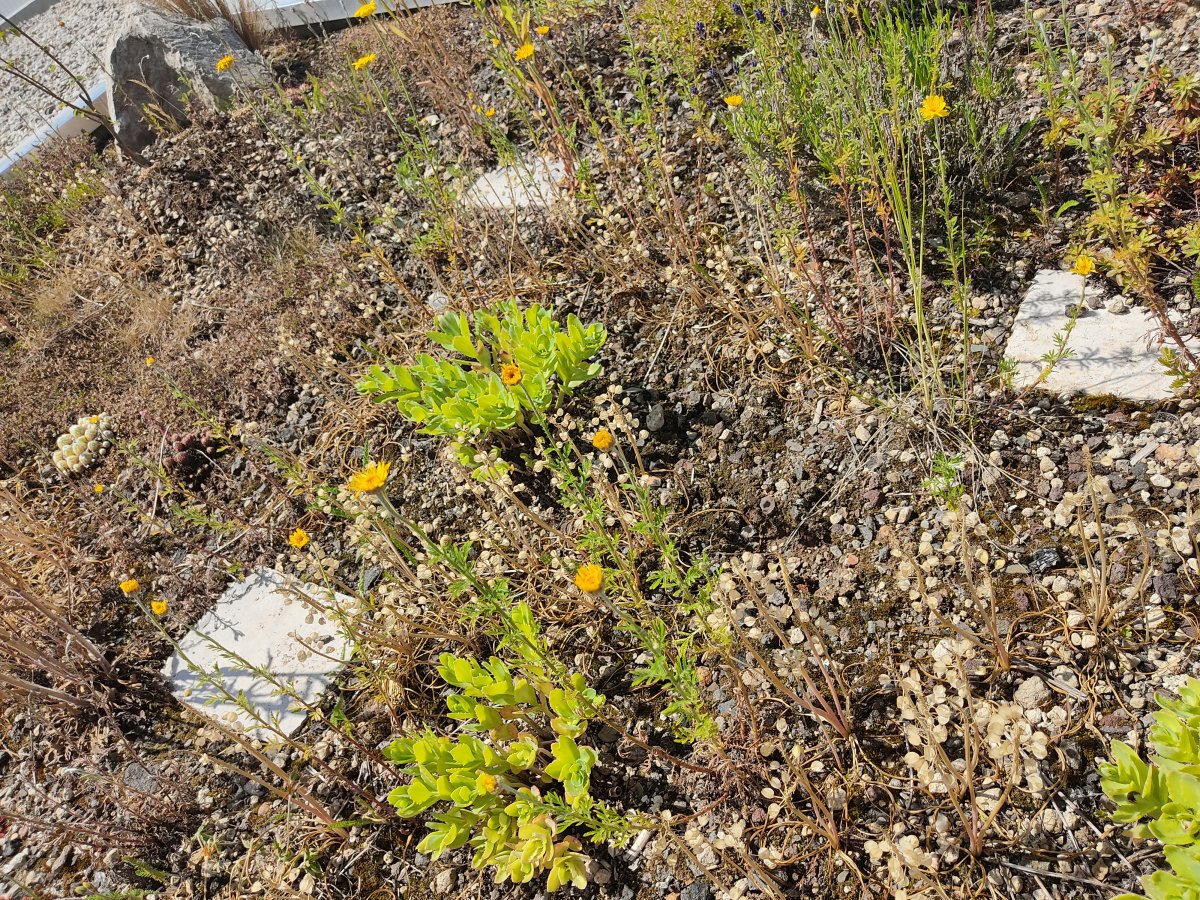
left=0, top=0, right=120, bottom=161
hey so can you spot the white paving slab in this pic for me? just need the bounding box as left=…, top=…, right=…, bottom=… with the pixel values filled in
left=162, top=569, right=354, bottom=740
left=465, top=154, right=567, bottom=209
left=1006, top=268, right=1192, bottom=402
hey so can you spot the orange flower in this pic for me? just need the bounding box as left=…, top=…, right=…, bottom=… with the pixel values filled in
left=348, top=460, right=390, bottom=494
left=574, top=564, right=603, bottom=593
left=500, top=364, right=522, bottom=386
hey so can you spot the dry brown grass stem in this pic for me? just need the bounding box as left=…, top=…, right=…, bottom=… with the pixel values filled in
left=149, top=0, right=268, bottom=51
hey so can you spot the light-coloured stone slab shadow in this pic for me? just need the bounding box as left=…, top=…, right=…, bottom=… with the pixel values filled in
left=464, top=154, right=567, bottom=209
left=1006, top=268, right=1193, bottom=402
left=162, top=569, right=353, bottom=740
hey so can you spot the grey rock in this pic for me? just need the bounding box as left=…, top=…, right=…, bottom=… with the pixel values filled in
left=105, top=3, right=271, bottom=154
left=123, top=762, right=161, bottom=794
left=1014, top=676, right=1051, bottom=710
left=646, top=403, right=666, bottom=432
left=682, top=881, right=713, bottom=900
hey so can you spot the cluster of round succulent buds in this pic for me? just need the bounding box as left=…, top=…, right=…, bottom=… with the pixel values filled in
left=53, top=413, right=115, bottom=474
left=164, top=431, right=220, bottom=488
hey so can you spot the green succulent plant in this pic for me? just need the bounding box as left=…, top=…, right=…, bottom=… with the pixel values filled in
left=356, top=301, right=606, bottom=469
left=384, top=603, right=631, bottom=891
left=1101, top=678, right=1200, bottom=899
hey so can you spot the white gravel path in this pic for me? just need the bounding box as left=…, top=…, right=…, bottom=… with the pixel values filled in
left=0, top=0, right=123, bottom=162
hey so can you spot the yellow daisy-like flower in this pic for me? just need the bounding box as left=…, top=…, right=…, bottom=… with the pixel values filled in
left=514, top=42, right=535, bottom=61
left=348, top=460, right=391, bottom=494
left=1071, top=253, right=1096, bottom=277
left=485, top=107, right=496, bottom=117
left=151, top=599, right=168, bottom=616
left=476, top=772, right=498, bottom=794
left=353, top=53, right=377, bottom=71
left=94, top=484, right=105, bottom=494
left=591, top=428, right=614, bottom=451
left=289, top=528, right=310, bottom=549
left=500, top=364, right=522, bottom=386
left=492, top=37, right=501, bottom=46
left=119, top=578, right=140, bottom=595
left=724, top=94, right=744, bottom=108
left=354, top=0, right=376, bottom=17
left=574, top=564, right=603, bottom=594
left=216, top=54, right=234, bottom=74
left=145, top=356, right=155, bottom=366
left=811, top=5, right=821, bottom=16
left=535, top=25, right=550, bottom=35
left=919, top=94, right=949, bottom=122
left=89, top=415, right=99, bottom=424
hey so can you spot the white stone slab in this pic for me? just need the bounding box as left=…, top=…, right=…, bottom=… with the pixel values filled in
left=465, top=154, right=567, bottom=209
left=1006, top=268, right=1191, bottom=402
left=162, top=569, right=354, bottom=740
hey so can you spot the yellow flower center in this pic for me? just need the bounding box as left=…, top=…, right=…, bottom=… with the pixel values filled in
left=1071, top=254, right=1096, bottom=277
left=919, top=94, right=949, bottom=122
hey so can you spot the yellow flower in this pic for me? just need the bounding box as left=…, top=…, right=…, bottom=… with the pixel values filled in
left=151, top=599, right=168, bottom=616
left=145, top=356, right=155, bottom=366
left=353, top=53, right=377, bottom=71
left=476, top=772, right=498, bottom=794
left=811, top=5, right=821, bottom=16
left=574, top=564, right=603, bottom=593
left=89, top=415, right=99, bottom=423
left=485, top=107, right=496, bottom=117
left=591, top=428, right=613, bottom=451
left=1071, top=253, right=1096, bottom=276
left=216, top=54, right=234, bottom=73
left=919, top=94, right=949, bottom=122
left=94, top=484, right=105, bottom=494
left=354, top=0, right=376, bottom=16
left=348, top=460, right=391, bottom=494
left=514, top=42, right=535, bottom=61
left=492, top=37, right=500, bottom=46
left=474, top=104, right=483, bottom=113
left=289, top=528, right=310, bottom=549
left=535, top=25, right=550, bottom=35
left=724, top=94, right=744, bottom=108
left=119, top=578, right=140, bottom=595
left=500, top=364, right=522, bottom=386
